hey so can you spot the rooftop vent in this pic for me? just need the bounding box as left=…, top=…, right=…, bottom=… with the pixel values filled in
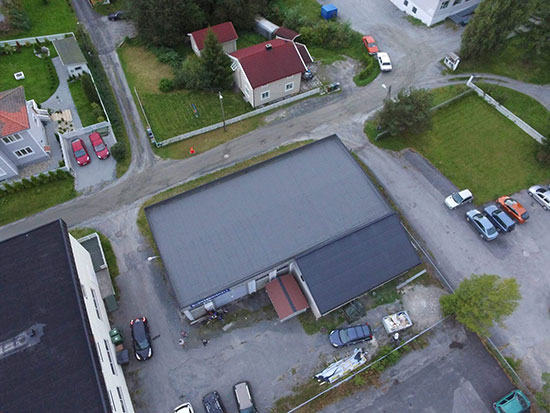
left=265, top=43, right=272, bottom=50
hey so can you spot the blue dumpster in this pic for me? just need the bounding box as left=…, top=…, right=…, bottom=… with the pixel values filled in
left=321, top=4, right=338, bottom=20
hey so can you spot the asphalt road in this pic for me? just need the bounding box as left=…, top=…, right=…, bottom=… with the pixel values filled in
left=321, top=321, right=513, bottom=413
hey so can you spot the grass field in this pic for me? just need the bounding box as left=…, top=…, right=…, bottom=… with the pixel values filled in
left=366, top=89, right=550, bottom=203
left=455, top=35, right=550, bottom=85
left=68, top=78, right=104, bottom=127
left=0, top=0, right=77, bottom=40
left=118, top=42, right=252, bottom=142
left=0, top=178, right=76, bottom=226
left=0, top=44, right=59, bottom=103
left=237, top=31, right=265, bottom=49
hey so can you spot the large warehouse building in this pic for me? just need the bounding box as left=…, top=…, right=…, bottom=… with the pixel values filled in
left=146, top=136, right=420, bottom=321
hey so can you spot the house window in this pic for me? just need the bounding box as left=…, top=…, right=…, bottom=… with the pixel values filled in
left=244, top=87, right=250, bottom=97
left=96, top=342, right=103, bottom=362
left=230, top=61, right=238, bottom=71
left=453, top=0, right=462, bottom=4
left=91, top=288, right=101, bottom=320
left=261, top=91, right=270, bottom=100
left=0, top=167, right=5, bottom=177
left=403, top=0, right=408, bottom=5
left=81, top=284, right=87, bottom=298
left=412, top=6, right=417, bottom=13
left=285, top=82, right=294, bottom=92
left=14, top=146, right=33, bottom=158
left=440, top=1, right=449, bottom=8
left=117, top=387, right=127, bottom=413
left=109, top=390, right=117, bottom=412
left=104, top=340, right=117, bottom=375
left=2, top=134, right=23, bottom=144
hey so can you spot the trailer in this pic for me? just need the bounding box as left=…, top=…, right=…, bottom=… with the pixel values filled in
left=314, top=348, right=366, bottom=384
left=382, top=311, right=412, bottom=334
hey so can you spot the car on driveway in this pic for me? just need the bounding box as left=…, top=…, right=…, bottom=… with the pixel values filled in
left=329, top=323, right=373, bottom=348
left=108, top=11, right=125, bottom=20
left=362, top=35, right=378, bottom=55
left=233, top=381, right=257, bottom=413
left=71, top=138, right=90, bottom=166
left=483, top=205, right=516, bottom=233
left=492, top=389, right=530, bottom=412
left=202, top=391, right=225, bottom=413
left=89, top=132, right=110, bottom=159
left=444, top=189, right=473, bottom=210
left=497, top=196, right=529, bottom=224
left=465, top=209, right=499, bottom=241
left=130, top=317, right=153, bottom=361
left=174, top=402, right=194, bottom=413
left=528, top=185, right=550, bottom=210
left=377, top=52, right=392, bottom=72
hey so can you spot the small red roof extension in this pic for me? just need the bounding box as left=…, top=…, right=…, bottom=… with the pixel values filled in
left=274, top=27, right=300, bottom=41
left=190, top=22, right=238, bottom=51
left=266, top=274, right=309, bottom=321
left=0, top=87, right=29, bottom=138
left=230, top=39, right=307, bottom=88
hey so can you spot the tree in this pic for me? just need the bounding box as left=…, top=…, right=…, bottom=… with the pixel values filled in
left=199, top=0, right=267, bottom=31
left=110, top=142, right=127, bottom=162
left=81, top=73, right=99, bottom=104
left=378, top=87, right=433, bottom=136
left=536, top=134, right=550, bottom=165
left=440, top=274, right=521, bottom=336
left=174, top=55, right=206, bottom=90
left=523, top=0, right=550, bottom=56
left=460, top=0, right=534, bottom=59
left=200, top=29, right=233, bottom=90
left=131, top=0, right=205, bottom=47
left=536, top=373, right=550, bottom=411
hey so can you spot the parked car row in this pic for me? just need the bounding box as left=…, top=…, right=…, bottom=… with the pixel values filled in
left=361, top=35, right=393, bottom=72
left=175, top=382, right=257, bottom=413
left=446, top=185, right=550, bottom=242
left=71, top=132, right=110, bottom=166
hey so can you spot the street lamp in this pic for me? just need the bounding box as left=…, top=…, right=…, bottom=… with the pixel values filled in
left=218, top=91, right=226, bottom=132
left=381, top=83, right=392, bottom=102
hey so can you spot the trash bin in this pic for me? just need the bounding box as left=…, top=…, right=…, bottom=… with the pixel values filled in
left=111, top=333, right=123, bottom=346
left=109, top=327, right=121, bottom=338
left=321, top=4, right=338, bottom=20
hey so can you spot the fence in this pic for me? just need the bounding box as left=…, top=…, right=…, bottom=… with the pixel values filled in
left=467, top=75, right=546, bottom=143
left=152, top=88, right=322, bottom=147
left=0, top=32, right=73, bottom=47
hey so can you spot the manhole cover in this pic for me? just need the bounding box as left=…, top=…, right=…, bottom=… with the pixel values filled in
left=115, top=231, right=122, bottom=238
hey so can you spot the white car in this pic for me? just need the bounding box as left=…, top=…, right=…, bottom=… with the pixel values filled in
left=528, top=185, right=550, bottom=210
left=377, top=52, right=392, bottom=72
left=445, top=189, right=473, bottom=210
left=174, top=402, right=194, bottom=413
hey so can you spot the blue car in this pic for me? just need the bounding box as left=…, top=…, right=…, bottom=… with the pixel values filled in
left=465, top=209, right=499, bottom=241
left=484, top=205, right=516, bottom=232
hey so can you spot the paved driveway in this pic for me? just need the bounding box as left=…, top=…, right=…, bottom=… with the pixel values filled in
left=321, top=321, right=514, bottom=413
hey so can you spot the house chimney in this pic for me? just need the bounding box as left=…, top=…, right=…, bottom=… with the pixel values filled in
left=265, top=43, right=272, bottom=50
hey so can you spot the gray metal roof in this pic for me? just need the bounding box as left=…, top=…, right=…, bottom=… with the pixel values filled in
left=146, top=136, right=392, bottom=308
left=53, top=37, right=86, bottom=65
left=296, top=213, right=421, bottom=315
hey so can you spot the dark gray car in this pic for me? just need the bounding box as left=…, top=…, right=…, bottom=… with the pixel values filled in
left=203, top=391, right=225, bottom=413
left=484, top=205, right=516, bottom=232
left=465, top=209, right=499, bottom=241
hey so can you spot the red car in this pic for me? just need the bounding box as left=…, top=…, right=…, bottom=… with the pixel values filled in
left=362, top=35, right=379, bottom=55
left=89, top=132, right=110, bottom=159
left=497, top=196, right=529, bottom=224
left=71, top=138, right=90, bottom=166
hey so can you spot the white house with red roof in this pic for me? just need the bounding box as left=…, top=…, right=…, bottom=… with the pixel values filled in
left=188, top=22, right=239, bottom=57
left=229, top=39, right=313, bottom=108
left=0, top=86, right=49, bottom=181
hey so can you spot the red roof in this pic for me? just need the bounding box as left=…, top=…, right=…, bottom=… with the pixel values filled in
left=189, top=22, right=238, bottom=51
left=266, top=274, right=309, bottom=321
left=231, top=39, right=307, bottom=88
left=274, top=27, right=300, bottom=41
left=296, top=43, right=313, bottom=65
left=0, top=87, right=29, bottom=138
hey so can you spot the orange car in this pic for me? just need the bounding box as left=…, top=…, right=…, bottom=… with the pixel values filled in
left=362, top=35, right=379, bottom=55
left=497, top=196, right=529, bottom=224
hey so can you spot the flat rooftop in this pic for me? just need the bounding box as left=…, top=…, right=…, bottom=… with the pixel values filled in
left=146, top=136, right=393, bottom=308
left=0, top=220, right=109, bottom=412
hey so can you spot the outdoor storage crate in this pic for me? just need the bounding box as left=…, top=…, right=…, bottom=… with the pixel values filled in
left=321, top=4, right=338, bottom=20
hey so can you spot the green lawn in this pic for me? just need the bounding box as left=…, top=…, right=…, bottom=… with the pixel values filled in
left=367, top=91, right=550, bottom=203
left=0, top=0, right=77, bottom=40
left=454, top=35, right=550, bottom=85
left=0, top=178, right=76, bottom=226
left=237, top=31, right=265, bottom=49
left=68, top=78, right=104, bottom=127
left=0, top=44, right=59, bottom=103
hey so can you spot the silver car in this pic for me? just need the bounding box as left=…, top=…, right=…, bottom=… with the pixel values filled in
left=528, top=185, right=550, bottom=210
left=233, top=382, right=257, bottom=413
left=466, top=209, right=499, bottom=241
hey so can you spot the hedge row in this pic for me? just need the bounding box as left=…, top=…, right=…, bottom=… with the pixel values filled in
left=0, top=169, right=72, bottom=197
